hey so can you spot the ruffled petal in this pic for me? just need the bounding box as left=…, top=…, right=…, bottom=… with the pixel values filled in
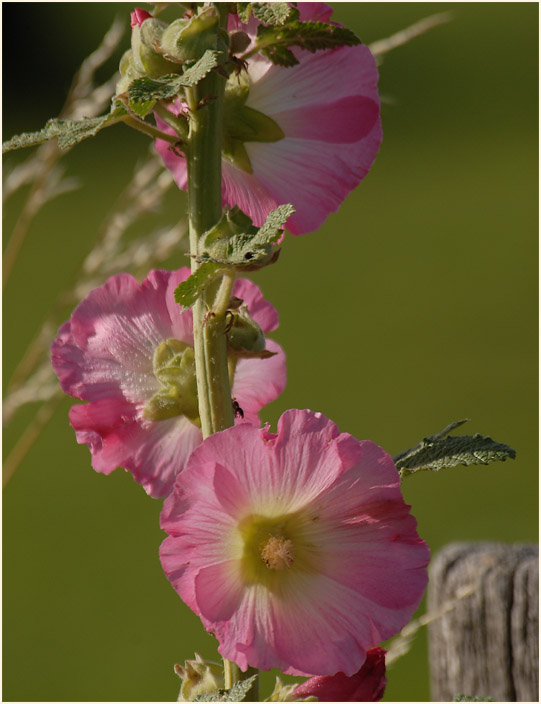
left=232, top=278, right=279, bottom=333
left=70, top=399, right=203, bottom=498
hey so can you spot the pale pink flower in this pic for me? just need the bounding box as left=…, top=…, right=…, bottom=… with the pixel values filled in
left=160, top=410, right=429, bottom=676
left=51, top=268, right=286, bottom=499
left=155, top=3, right=382, bottom=235
left=292, top=647, right=387, bottom=701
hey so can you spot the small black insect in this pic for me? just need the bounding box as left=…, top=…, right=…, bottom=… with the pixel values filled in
left=232, top=398, right=244, bottom=419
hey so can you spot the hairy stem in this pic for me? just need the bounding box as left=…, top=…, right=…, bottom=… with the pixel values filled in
left=185, top=36, right=235, bottom=436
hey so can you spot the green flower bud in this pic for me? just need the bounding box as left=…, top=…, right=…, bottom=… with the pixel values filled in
left=160, top=6, right=222, bottom=64
left=132, top=17, right=182, bottom=77
left=174, top=653, right=224, bottom=702
left=227, top=307, right=266, bottom=353
left=115, top=49, right=140, bottom=96
left=143, top=339, right=199, bottom=424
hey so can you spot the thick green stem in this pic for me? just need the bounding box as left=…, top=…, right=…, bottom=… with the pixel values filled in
left=185, top=6, right=259, bottom=696
left=186, top=44, right=235, bottom=438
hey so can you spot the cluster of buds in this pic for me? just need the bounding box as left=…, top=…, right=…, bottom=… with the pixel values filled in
left=117, top=5, right=231, bottom=95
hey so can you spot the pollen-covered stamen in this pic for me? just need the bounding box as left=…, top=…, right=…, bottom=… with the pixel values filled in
left=260, top=534, right=295, bottom=570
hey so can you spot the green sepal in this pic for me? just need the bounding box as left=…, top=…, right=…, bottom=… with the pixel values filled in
left=222, top=137, right=253, bottom=173
left=175, top=653, right=224, bottom=702
left=193, top=674, right=258, bottom=702
left=127, top=50, right=222, bottom=116
left=2, top=104, right=127, bottom=153
left=227, top=105, right=285, bottom=143
left=256, top=20, right=361, bottom=67
left=394, top=420, right=516, bottom=479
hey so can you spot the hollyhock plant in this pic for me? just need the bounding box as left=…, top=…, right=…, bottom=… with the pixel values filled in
left=160, top=409, right=429, bottom=676
left=292, top=647, right=387, bottom=701
left=51, top=268, right=286, bottom=498
left=154, top=3, right=382, bottom=234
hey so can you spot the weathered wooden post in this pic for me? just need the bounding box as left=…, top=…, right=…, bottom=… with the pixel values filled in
left=428, top=542, right=538, bottom=702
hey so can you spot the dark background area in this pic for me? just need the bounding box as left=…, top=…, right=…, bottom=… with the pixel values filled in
left=3, top=3, right=538, bottom=702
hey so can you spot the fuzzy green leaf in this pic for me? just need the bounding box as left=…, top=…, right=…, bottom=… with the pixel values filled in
left=127, top=50, right=222, bottom=116
left=2, top=105, right=126, bottom=153
left=252, top=3, right=296, bottom=25
left=256, top=20, right=361, bottom=66
left=174, top=261, right=224, bottom=309
left=262, top=44, right=298, bottom=66
left=194, top=675, right=258, bottom=702
left=394, top=420, right=516, bottom=479
left=181, top=49, right=223, bottom=84
left=236, top=3, right=295, bottom=25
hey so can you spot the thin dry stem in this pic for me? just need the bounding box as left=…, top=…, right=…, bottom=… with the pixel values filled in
left=369, top=12, right=452, bottom=63
left=4, top=150, right=182, bottom=430
left=3, top=393, right=62, bottom=489
left=3, top=17, right=125, bottom=288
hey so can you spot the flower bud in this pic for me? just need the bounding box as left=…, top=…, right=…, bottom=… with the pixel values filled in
left=291, top=648, right=387, bottom=702
left=130, top=8, right=152, bottom=27
left=174, top=653, right=224, bottom=702
left=226, top=307, right=265, bottom=353
left=132, top=16, right=182, bottom=77
left=160, top=6, right=224, bottom=64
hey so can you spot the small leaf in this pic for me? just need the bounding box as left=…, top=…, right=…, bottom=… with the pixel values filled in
left=394, top=420, right=516, bottom=479
left=252, top=3, right=296, bottom=25
left=181, top=49, right=223, bottom=85
left=262, top=45, right=298, bottom=66
left=194, top=675, right=258, bottom=702
left=256, top=203, right=295, bottom=242
left=127, top=50, right=222, bottom=116
left=256, top=20, right=361, bottom=67
left=453, top=696, right=496, bottom=702
left=174, top=262, right=225, bottom=309
left=2, top=105, right=126, bottom=153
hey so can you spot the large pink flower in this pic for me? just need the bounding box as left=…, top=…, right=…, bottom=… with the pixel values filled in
left=51, top=268, right=286, bottom=499
left=292, top=647, right=387, bottom=701
left=155, top=3, right=382, bottom=235
left=160, top=410, right=429, bottom=676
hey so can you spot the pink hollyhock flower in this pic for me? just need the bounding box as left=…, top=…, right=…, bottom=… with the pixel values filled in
left=155, top=3, right=382, bottom=235
left=292, top=647, right=387, bottom=701
left=51, top=268, right=285, bottom=499
left=160, top=410, right=429, bottom=676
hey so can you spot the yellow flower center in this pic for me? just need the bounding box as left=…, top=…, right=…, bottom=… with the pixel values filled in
left=260, top=535, right=295, bottom=570
left=238, top=511, right=318, bottom=591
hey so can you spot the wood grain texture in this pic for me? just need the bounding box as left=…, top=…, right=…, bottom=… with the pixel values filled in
left=428, top=542, right=538, bottom=702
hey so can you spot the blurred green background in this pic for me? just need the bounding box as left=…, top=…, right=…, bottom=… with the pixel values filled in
left=3, top=2, right=538, bottom=701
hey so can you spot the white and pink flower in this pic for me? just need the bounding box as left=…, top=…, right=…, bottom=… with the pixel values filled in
left=51, top=268, right=286, bottom=499
left=160, top=409, right=429, bottom=676
left=155, top=3, right=382, bottom=235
